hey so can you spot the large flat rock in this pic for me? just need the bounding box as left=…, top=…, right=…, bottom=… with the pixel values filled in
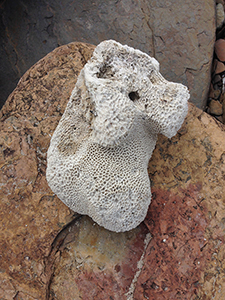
left=140, top=105, right=225, bottom=299
left=0, top=42, right=96, bottom=299
left=1, top=42, right=225, bottom=300
left=1, top=0, right=215, bottom=109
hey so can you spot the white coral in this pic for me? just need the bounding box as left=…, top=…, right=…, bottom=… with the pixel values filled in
left=46, top=40, right=189, bottom=232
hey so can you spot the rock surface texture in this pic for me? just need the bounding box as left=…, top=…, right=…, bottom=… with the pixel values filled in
left=1, top=43, right=225, bottom=299
left=46, top=40, right=189, bottom=232
left=0, top=0, right=215, bottom=109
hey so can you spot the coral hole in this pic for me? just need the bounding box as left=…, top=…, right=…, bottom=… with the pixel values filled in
left=128, top=91, right=140, bottom=101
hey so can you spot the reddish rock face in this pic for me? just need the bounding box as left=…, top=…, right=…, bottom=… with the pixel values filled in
left=0, top=42, right=96, bottom=299
left=144, top=104, right=225, bottom=300
left=215, top=39, right=225, bottom=62
left=1, top=42, right=225, bottom=300
left=135, top=186, right=210, bottom=299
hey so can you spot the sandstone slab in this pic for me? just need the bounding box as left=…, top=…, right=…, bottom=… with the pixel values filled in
left=0, top=42, right=95, bottom=299
left=48, top=217, right=150, bottom=300
left=138, top=104, right=225, bottom=300
left=1, top=42, right=225, bottom=300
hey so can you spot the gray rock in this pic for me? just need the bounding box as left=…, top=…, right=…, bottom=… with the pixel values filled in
left=216, top=3, right=225, bottom=29
left=0, top=0, right=215, bottom=109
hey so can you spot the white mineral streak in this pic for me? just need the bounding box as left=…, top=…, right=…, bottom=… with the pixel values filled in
left=125, top=232, right=152, bottom=300
left=46, top=40, right=189, bottom=232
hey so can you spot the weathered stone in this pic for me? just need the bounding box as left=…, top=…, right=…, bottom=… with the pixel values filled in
left=208, top=83, right=221, bottom=100
left=1, top=42, right=225, bottom=300
left=48, top=216, right=150, bottom=299
left=213, top=74, right=223, bottom=86
left=0, top=42, right=95, bottom=299
left=209, top=99, right=223, bottom=115
left=215, top=39, right=225, bottom=62
left=216, top=3, right=225, bottom=29
left=0, top=0, right=215, bottom=109
left=48, top=103, right=225, bottom=300
left=215, top=59, right=225, bottom=74
left=134, top=104, right=225, bottom=300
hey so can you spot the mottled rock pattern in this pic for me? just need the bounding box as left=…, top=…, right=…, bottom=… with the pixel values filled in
left=48, top=217, right=150, bottom=300
left=0, top=0, right=215, bottom=109
left=1, top=42, right=225, bottom=300
left=0, top=42, right=95, bottom=299
left=139, top=105, right=225, bottom=300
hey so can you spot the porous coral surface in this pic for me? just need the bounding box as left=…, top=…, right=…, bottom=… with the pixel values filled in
left=46, top=40, right=189, bottom=232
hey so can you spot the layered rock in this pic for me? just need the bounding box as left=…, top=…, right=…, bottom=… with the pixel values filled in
left=1, top=42, right=225, bottom=300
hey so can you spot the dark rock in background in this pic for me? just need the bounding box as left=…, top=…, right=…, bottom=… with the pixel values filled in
left=0, top=0, right=215, bottom=110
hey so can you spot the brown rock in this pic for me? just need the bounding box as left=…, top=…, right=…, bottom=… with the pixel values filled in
left=48, top=217, right=150, bottom=299
left=0, top=42, right=96, bottom=299
left=209, top=99, right=223, bottom=115
left=215, top=39, right=225, bottom=62
left=215, top=59, right=225, bottom=74
left=212, top=74, right=222, bottom=85
left=0, top=42, right=151, bottom=300
left=208, top=83, right=221, bottom=100
left=135, top=105, right=225, bottom=300
left=1, top=42, right=225, bottom=300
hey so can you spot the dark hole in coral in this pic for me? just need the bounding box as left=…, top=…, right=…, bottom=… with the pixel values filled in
left=96, top=63, right=114, bottom=78
left=129, top=91, right=140, bottom=101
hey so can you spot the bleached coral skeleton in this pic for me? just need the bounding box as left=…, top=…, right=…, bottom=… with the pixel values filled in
left=46, top=40, right=189, bottom=232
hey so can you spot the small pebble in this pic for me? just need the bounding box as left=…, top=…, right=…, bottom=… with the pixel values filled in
left=215, top=60, right=225, bottom=74
left=215, top=39, right=225, bottom=62
left=209, top=100, right=223, bottom=115
left=209, top=84, right=221, bottom=100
